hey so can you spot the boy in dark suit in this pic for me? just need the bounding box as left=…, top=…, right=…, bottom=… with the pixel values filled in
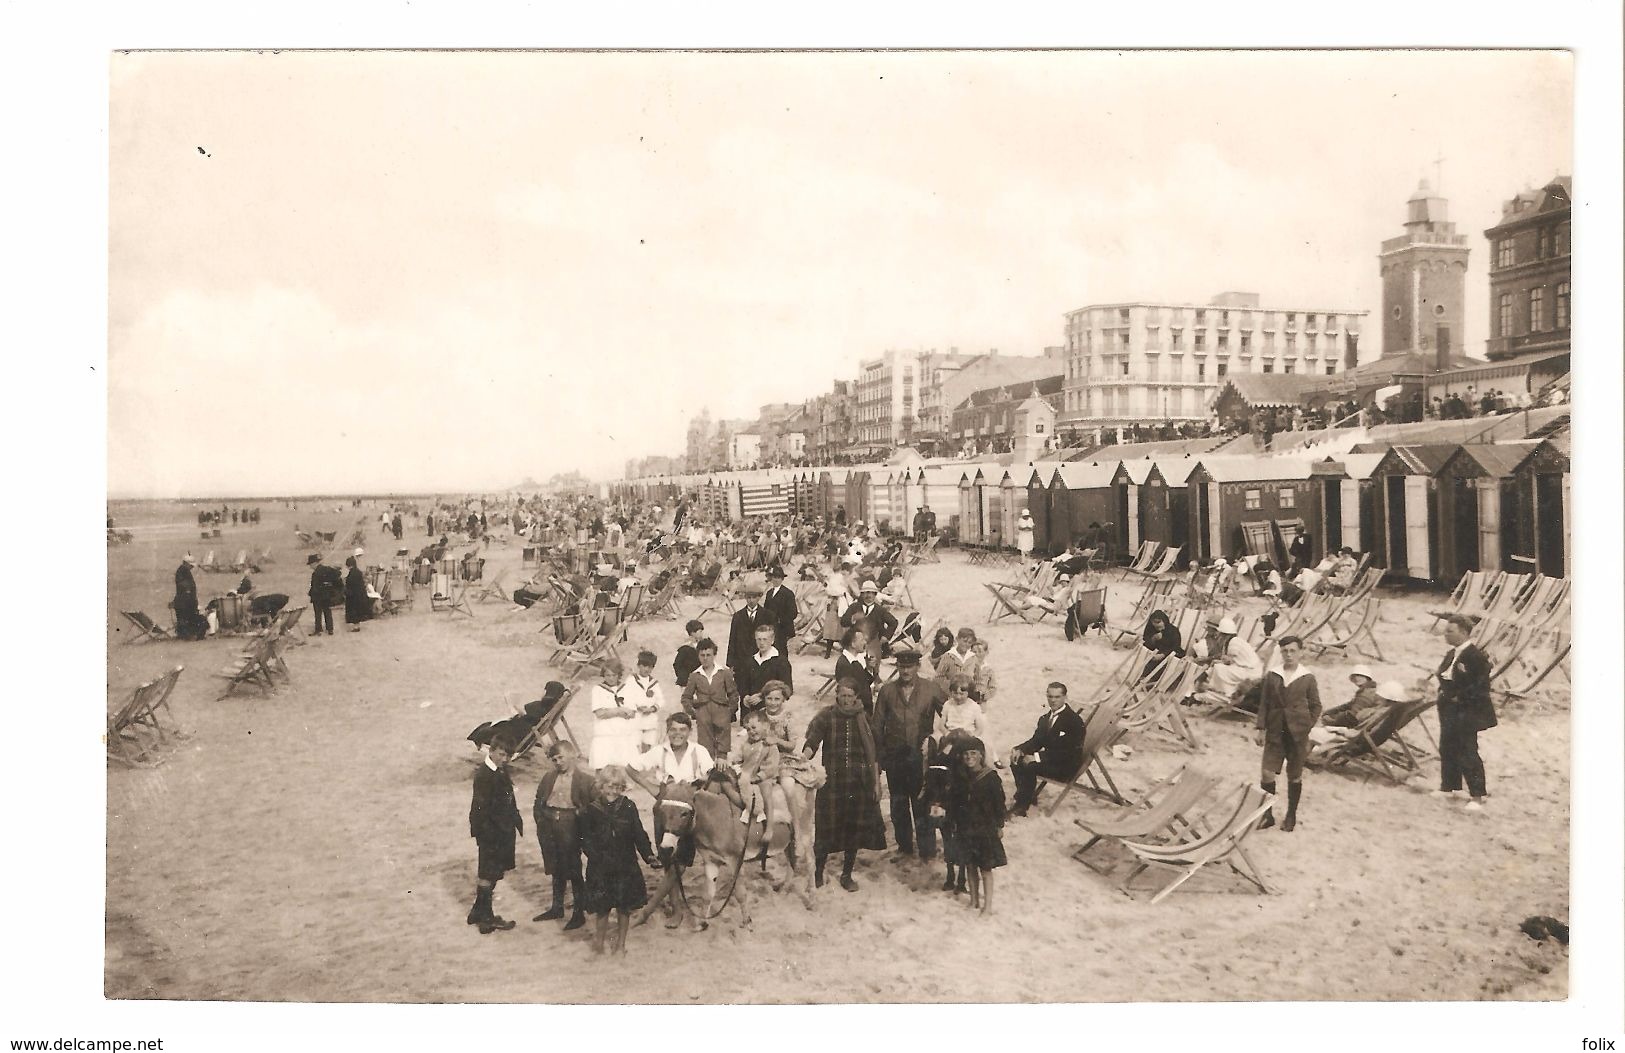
left=736, top=623, right=793, bottom=716
left=1436, top=614, right=1496, bottom=812
left=468, top=733, right=524, bottom=934
left=726, top=584, right=776, bottom=674
left=1007, top=682, right=1086, bottom=816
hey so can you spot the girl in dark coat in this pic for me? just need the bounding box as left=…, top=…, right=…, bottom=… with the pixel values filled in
left=577, top=766, right=658, bottom=955
left=343, top=556, right=370, bottom=631
left=1140, top=609, right=1183, bottom=681
left=803, top=680, right=887, bottom=892
left=949, top=737, right=1006, bottom=915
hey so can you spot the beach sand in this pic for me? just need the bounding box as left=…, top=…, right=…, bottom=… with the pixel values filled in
left=105, top=501, right=1569, bottom=1003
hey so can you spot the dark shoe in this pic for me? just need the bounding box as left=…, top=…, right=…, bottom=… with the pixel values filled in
left=839, top=875, right=859, bottom=892
left=1009, top=806, right=1029, bottom=819
left=1259, top=811, right=1276, bottom=829
left=534, top=907, right=565, bottom=922
left=563, top=911, right=586, bottom=931
left=1280, top=815, right=1296, bottom=832
left=941, top=875, right=957, bottom=892
left=487, top=915, right=516, bottom=931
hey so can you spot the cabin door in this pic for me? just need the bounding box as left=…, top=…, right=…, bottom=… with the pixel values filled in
left=1476, top=481, right=1501, bottom=573
left=1403, top=476, right=1432, bottom=581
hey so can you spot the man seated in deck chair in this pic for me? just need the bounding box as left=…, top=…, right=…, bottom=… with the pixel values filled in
left=1188, top=617, right=1263, bottom=710
left=1308, top=666, right=1387, bottom=745
left=1320, top=547, right=1359, bottom=595
left=1007, top=682, right=1085, bottom=818
left=467, top=682, right=569, bottom=756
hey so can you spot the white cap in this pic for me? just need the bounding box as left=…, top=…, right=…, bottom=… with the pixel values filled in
left=1348, top=664, right=1375, bottom=684
left=353, top=547, right=365, bottom=557
left=1375, top=679, right=1415, bottom=703
left=1215, top=616, right=1238, bottom=634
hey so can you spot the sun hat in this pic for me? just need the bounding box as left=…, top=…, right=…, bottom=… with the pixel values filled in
left=1375, top=679, right=1415, bottom=703
left=1348, top=664, right=1376, bottom=685
left=353, top=547, right=365, bottom=557
left=182, top=553, right=196, bottom=564
left=1215, top=616, right=1238, bottom=634
left=859, top=580, right=879, bottom=593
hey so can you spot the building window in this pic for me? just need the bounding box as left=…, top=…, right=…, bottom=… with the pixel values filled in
left=1538, top=227, right=1551, bottom=258
left=1146, top=326, right=1160, bottom=347
left=1326, top=314, right=1337, bottom=330
left=1172, top=330, right=1183, bottom=350
left=1218, top=333, right=1229, bottom=349
left=1119, top=332, right=1130, bottom=349
left=1195, top=309, right=1207, bottom=325
left=1280, top=487, right=1295, bottom=508
left=1285, top=334, right=1296, bottom=352
left=1194, top=333, right=1206, bottom=351
left=1197, top=363, right=1206, bottom=381
left=1262, top=362, right=1274, bottom=374
left=1556, top=282, right=1570, bottom=329
left=1498, top=292, right=1514, bottom=337
left=1240, top=333, right=1251, bottom=352
left=1529, top=287, right=1545, bottom=332
left=1283, top=361, right=1295, bottom=375
left=1119, top=308, right=1131, bottom=324
left=1244, top=489, right=1261, bottom=510
left=1496, top=238, right=1514, bottom=268
left=1325, top=364, right=1337, bottom=376
left=1285, top=312, right=1296, bottom=327
left=1035, top=423, right=1045, bottom=434
left=1217, top=362, right=1228, bottom=378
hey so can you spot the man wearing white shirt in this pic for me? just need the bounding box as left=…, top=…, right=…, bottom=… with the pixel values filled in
left=631, top=712, right=717, bottom=931
left=1253, top=635, right=1321, bottom=832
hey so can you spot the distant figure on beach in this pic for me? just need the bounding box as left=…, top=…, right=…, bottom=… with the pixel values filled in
left=343, top=556, right=370, bottom=631
left=307, top=553, right=342, bottom=636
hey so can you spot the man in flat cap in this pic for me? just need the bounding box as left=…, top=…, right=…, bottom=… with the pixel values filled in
left=726, top=581, right=775, bottom=676
left=873, top=648, right=947, bottom=859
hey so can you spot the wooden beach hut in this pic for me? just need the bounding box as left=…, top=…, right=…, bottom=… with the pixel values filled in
left=1184, top=456, right=1320, bottom=567
left=1308, top=453, right=1384, bottom=558
left=1367, top=444, right=1460, bottom=584
left=1046, top=461, right=1119, bottom=560
left=1436, top=440, right=1569, bottom=579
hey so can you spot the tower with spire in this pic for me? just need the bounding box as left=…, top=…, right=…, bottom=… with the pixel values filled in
left=1378, top=179, right=1470, bottom=361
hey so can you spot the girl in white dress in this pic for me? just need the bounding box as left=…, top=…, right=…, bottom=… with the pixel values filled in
left=589, top=658, right=643, bottom=770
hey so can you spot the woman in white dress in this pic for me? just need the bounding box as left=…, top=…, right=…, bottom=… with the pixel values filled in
left=1016, top=509, right=1035, bottom=560
left=588, top=657, right=644, bottom=770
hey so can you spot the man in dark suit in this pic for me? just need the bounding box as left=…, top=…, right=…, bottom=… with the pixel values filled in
left=736, top=623, right=794, bottom=714
left=873, top=649, right=948, bottom=858
left=1008, top=682, right=1087, bottom=816
left=1435, top=614, right=1496, bottom=811
left=842, top=580, right=899, bottom=661
left=762, top=565, right=799, bottom=656
left=726, top=582, right=776, bottom=675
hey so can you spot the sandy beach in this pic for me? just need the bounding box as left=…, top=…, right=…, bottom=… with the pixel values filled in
left=105, top=500, right=1569, bottom=1003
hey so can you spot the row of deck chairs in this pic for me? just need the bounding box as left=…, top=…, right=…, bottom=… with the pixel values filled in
left=107, top=665, right=187, bottom=767
left=1069, top=765, right=1276, bottom=905
left=1119, top=541, right=1182, bottom=581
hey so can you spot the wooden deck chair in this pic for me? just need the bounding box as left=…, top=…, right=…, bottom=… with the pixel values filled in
left=1110, top=578, right=1177, bottom=645
left=1118, top=782, right=1277, bottom=905
left=1035, top=701, right=1129, bottom=815
left=1118, top=540, right=1163, bottom=578
left=1071, top=765, right=1223, bottom=873
left=1118, top=658, right=1204, bottom=752
left=1495, top=628, right=1571, bottom=702
left=431, top=571, right=475, bottom=617
left=107, top=665, right=186, bottom=767
left=1067, top=586, right=1109, bottom=640
left=1429, top=570, right=1499, bottom=629
left=215, top=636, right=281, bottom=700
left=197, top=549, right=224, bottom=573
left=317, top=531, right=337, bottom=543
left=119, top=611, right=172, bottom=644
left=1477, top=573, right=1533, bottom=620
left=380, top=568, right=413, bottom=614
left=471, top=568, right=511, bottom=605
left=1308, top=697, right=1437, bottom=785
left=641, top=576, right=684, bottom=620
left=521, top=546, right=542, bottom=570
left=984, top=581, right=1039, bottom=625
left=510, top=686, right=580, bottom=758
left=254, top=546, right=275, bottom=565
left=1125, top=545, right=1182, bottom=580
left=547, top=610, right=594, bottom=665
left=619, top=582, right=647, bottom=622
left=1305, top=595, right=1385, bottom=660
left=908, top=534, right=942, bottom=564
left=558, top=612, right=624, bottom=677
left=229, top=549, right=249, bottom=571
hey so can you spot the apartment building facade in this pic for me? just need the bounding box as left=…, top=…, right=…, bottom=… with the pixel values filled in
left=1484, top=177, right=1571, bottom=362
left=1057, top=292, right=1367, bottom=438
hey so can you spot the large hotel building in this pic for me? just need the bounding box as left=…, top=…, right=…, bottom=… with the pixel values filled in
left=1056, top=291, right=1368, bottom=439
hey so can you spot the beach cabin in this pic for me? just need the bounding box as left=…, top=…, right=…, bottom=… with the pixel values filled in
left=1309, top=453, right=1384, bottom=558
left=1024, top=467, right=1052, bottom=554
left=1108, top=459, right=1155, bottom=562
left=1184, top=456, right=1320, bottom=568
left=1436, top=440, right=1569, bottom=579
left=1046, top=461, right=1119, bottom=559
left=1109, top=459, right=1193, bottom=567
left=916, top=465, right=965, bottom=541
left=1367, top=445, right=1459, bottom=584
left=843, top=469, right=871, bottom=528
left=869, top=469, right=895, bottom=534
left=738, top=471, right=791, bottom=521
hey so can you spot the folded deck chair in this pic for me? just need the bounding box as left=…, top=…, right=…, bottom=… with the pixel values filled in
left=107, top=665, right=186, bottom=767
left=1034, top=701, right=1129, bottom=815
left=1305, top=595, right=1385, bottom=660
left=1072, top=765, right=1222, bottom=873
left=471, top=568, right=511, bottom=605
left=1118, top=782, right=1277, bottom=905
left=1429, top=570, right=1500, bottom=630
left=1495, top=629, right=1571, bottom=703
left=120, top=610, right=172, bottom=645
left=1307, top=696, right=1437, bottom=785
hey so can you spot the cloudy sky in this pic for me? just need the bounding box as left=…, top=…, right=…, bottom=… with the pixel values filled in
left=108, top=49, right=1572, bottom=496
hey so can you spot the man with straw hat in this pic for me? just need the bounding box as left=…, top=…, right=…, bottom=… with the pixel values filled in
left=842, top=579, right=898, bottom=663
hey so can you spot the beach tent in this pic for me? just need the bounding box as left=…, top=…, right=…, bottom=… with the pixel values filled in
left=1184, top=455, right=1320, bottom=567
left=1436, top=440, right=1569, bottom=579
left=1367, top=444, right=1460, bottom=583
left=1308, top=453, right=1384, bottom=558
